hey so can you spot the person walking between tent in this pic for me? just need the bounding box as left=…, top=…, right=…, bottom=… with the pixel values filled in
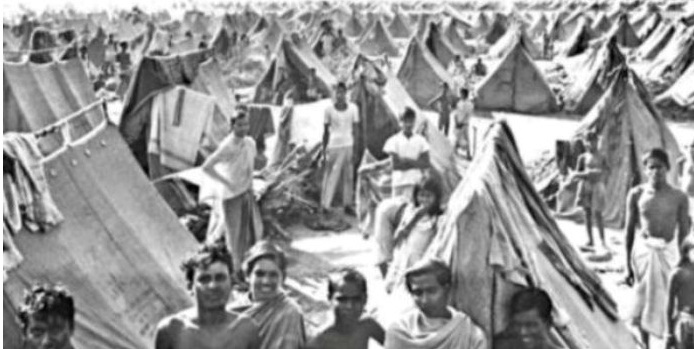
left=666, top=237, right=694, bottom=349
left=384, top=258, right=487, bottom=349
left=428, top=82, right=455, bottom=136
left=202, top=111, right=264, bottom=278
left=493, top=288, right=563, bottom=349
left=569, top=131, right=608, bottom=250
left=625, top=149, right=690, bottom=348
left=307, top=268, right=385, bottom=349
left=472, top=57, right=487, bottom=77
left=451, top=87, right=474, bottom=159
left=19, top=284, right=77, bottom=349
left=384, top=177, right=444, bottom=294
left=383, top=108, right=431, bottom=199
left=322, top=82, right=359, bottom=214
left=155, top=243, right=261, bottom=349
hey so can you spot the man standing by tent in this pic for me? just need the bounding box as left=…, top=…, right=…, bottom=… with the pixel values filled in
left=322, top=82, right=359, bottom=214
left=155, top=243, right=260, bottom=349
left=202, top=111, right=263, bottom=277
left=428, top=82, right=455, bottom=136
left=625, top=149, right=690, bottom=348
left=383, top=108, right=431, bottom=199
left=19, top=284, right=77, bottom=349
left=384, top=258, right=487, bottom=349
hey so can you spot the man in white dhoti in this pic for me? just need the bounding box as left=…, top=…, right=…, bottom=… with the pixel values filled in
left=385, top=258, right=487, bottom=349
left=625, top=149, right=690, bottom=348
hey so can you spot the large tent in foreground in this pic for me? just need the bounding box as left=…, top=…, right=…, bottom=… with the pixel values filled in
left=475, top=40, right=558, bottom=114
left=537, top=66, right=681, bottom=228
left=3, top=59, right=197, bottom=347
left=424, top=120, right=638, bottom=349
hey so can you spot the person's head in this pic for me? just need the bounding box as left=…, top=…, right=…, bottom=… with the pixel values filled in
left=283, top=89, right=296, bottom=107
left=582, top=130, right=599, bottom=152
left=642, top=148, right=670, bottom=186
left=118, top=41, right=128, bottom=52
left=198, top=41, right=207, bottom=49
left=508, top=288, right=554, bottom=348
left=335, top=81, right=347, bottom=104
left=679, top=235, right=694, bottom=267
left=453, top=54, right=461, bottom=62
left=78, top=45, right=88, bottom=59
left=244, top=241, right=288, bottom=302
left=399, top=107, right=417, bottom=136
left=231, top=110, right=250, bottom=137
left=309, top=68, right=317, bottom=77
left=327, top=268, right=368, bottom=324
left=337, top=28, right=343, bottom=37
left=441, top=82, right=449, bottom=91
left=18, top=285, right=75, bottom=349
left=477, top=57, right=483, bottom=64
left=180, top=243, right=234, bottom=311
left=459, top=87, right=469, bottom=100
left=185, top=30, right=193, bottom=39
left=412, top=177, right=444, bottom=215
left=405, top=258, right=452, bottom=318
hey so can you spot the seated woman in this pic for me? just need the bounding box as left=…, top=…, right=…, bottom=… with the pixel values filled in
left=384, top=177, right=444, bottom=294
left=231, top=241, right=306, bottom=349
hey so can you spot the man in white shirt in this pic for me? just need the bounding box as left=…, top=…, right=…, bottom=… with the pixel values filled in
left=322, top=82, right=360, bottom=213
left=383, top=107, right=430, bottom=198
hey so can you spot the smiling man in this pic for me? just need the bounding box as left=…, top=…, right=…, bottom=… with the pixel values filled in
left=19, top=285, right=76, bottom=349
left=385, top=258, right=487, bottom=349
left=154, top=243, right=260, bottom=349
left=493, top=288, right=561, bottom=349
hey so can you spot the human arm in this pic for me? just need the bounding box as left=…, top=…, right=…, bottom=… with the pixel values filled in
left=677, top=194, right=690, bottom=247
left=624, top=188, right=639, bottom=286
left=153, top=317, right=175, bottom=349
left=323, top=108, right=331, bottom=158
left=666, top=271, right=681, bottom=348
left=366, top=318, right=386, bottom=345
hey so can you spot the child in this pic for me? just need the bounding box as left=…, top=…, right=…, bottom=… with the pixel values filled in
left=385, top=177, right=444, bottom=294
left=666, top=237, right=694, bottom=349
left=570, top=131, right=607, bottom=249
left=308, top=268, right=385, bottom=349
left=451, top=87, right=474, bottom=159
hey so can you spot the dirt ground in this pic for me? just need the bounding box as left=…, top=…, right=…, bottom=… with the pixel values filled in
left=279, top=113, right=693, bottom=348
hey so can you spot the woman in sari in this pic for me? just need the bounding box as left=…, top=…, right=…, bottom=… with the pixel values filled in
left=231, top=241, right=306, bottom=349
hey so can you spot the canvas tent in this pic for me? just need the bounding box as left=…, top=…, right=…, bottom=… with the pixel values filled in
left=607, top=13, right=641, bottom=48
left=388, top=11, right=411, bottom=38
left=251, top=16, right=288, bottom=53
left=475, top=40, right=558, bottom=114
left=424, top=22, right=461, bottom=67
left=644, top=25, right=694, bottom=86
left=357, top=18, right=400, bottom=57
left=396, top=37, right=455, bottom=111
left=488, top=24, right=542, bottom=60
left=444, top=19, right=475, bottom=56
left=558, top=17, right=595, bottom=57
left=253, top=34, right=337, bottom=105
left=565, top=37, right=626, bottom=115
left=485, top=13, right=508, bottom=44
left=424, top=120, right=638, bottom=349
left=634, top=22, right=676, bottom=61
left=343, top=12, right=364, bottom=37
left=537, top=66, right=682, bottom=227
left=655, top=63, right=694, bottom=120
left=3, top=58, right=197, bottom=348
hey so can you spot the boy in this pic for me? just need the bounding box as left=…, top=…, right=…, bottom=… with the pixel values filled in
left=155, top=243, right=260, bottom=349
left=19, top=284, right=76, bottom=349
left=308, top=268, right=384, bottom=348
left=494, top=288, right=562, bottom=349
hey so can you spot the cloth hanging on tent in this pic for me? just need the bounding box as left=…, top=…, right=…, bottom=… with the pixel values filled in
left=3, top=133, right=63, bottom=234
left=247, top=105, right=276, bottom=144
left=148, top=87, right=215, bottom=172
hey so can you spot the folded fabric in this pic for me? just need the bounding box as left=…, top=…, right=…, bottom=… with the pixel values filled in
left=3, top=133, right=63, bottom=233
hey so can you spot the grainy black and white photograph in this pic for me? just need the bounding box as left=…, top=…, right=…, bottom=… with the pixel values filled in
left=2, top=0, right=694, bottom=348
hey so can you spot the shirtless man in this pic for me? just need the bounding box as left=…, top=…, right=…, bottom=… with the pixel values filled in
left=625, top=149, right=690, bottom=348
left=308, top=268, right=384, bottom=348
left=570, top=131, right=608, bottom=249
left=155, top=243, right=260, bottom=349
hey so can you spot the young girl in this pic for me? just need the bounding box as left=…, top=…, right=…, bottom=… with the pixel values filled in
left=570, top=131, right=608, bottom=249
left=385, top=177, right=444, bottom=294
left=666, top=237, right=694, bottom=349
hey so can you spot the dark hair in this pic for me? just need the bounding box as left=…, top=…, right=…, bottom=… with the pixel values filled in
left=404, top=258, right=452, bottom=293
left=327, top=268, right=367, bottom=300
left=459, top=88, right=469, bottom=99
left=336, top=81, right=347, bottom=90
left=509, top=288, right=553, bottom=324
left=119, top=41, right=128, bottom=50
left=231, top=110, right=248, bottom=126
left=642, top=148, right=670, bottom=169
left=679, top=236, right=694, bottom=267
left=412, top=177, right=444, bottom=215
left=180, top=242, right=234, bottom=290
left=243, top=241, right=288, bottom=279
left=18, top=285, right=76, bottom=333
left=400, top=107, right=416, bottom=121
